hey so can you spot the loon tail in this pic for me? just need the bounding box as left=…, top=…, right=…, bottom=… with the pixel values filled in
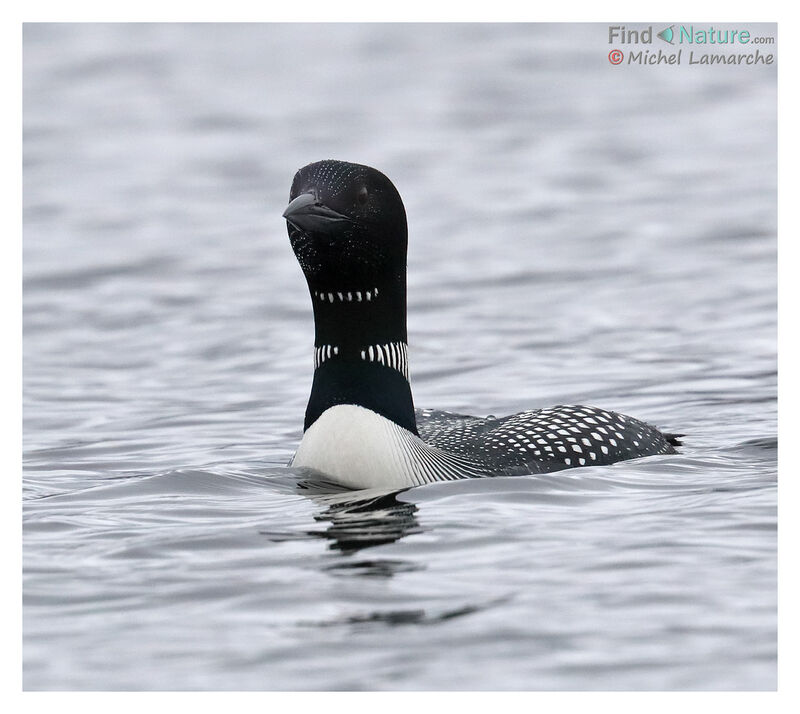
left=665, top=433, right=684, bottom=447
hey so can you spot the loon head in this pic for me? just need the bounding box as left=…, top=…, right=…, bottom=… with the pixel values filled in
left=284, top=159, right=407, bottom=294
left=284, top=160, right=409, bottom=349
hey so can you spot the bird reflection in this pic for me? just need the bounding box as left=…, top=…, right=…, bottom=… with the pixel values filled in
left=297, top=480, right=422, bottom=555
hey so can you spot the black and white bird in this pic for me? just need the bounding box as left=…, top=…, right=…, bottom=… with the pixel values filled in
left=283, top=160, right=680, bottom=489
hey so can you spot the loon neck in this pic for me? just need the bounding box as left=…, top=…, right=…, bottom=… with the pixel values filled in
left=309, top=272, right=407, bottom=347
left=303, top=272, right=417, bottom=435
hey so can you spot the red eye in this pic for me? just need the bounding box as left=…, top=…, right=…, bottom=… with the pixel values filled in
left=357, top=186, right=369, bottom=205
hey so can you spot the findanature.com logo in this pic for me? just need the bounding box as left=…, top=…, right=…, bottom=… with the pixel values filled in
left=606, top=24, right=776, bottom=66
left=609, top=25, right=775, bottom=46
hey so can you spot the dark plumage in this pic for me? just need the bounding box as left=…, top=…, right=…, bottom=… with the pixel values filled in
left=416, top=406, right=678, bottom=477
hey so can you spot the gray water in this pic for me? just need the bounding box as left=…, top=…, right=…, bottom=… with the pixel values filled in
left=23, top=24, right=777, bottom=690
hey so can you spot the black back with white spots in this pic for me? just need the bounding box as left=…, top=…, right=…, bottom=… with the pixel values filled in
left=416, top=405, right=679, bottom=476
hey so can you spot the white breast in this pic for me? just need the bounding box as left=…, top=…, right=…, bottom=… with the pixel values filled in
left=291, top=404, right=486, bottom=490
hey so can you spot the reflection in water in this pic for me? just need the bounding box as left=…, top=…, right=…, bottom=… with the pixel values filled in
left=259, top=480, right=423, bottom=559
left=294, top=483, right=506, bottom=628
left=308, top=602, right=492, bottom=629
left=307, top=488, right=422, bottom=554
left=323, top=558, right=422, bottom=577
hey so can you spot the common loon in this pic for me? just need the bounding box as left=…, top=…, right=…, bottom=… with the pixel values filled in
left=284, top=160, right=680, bottom=490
